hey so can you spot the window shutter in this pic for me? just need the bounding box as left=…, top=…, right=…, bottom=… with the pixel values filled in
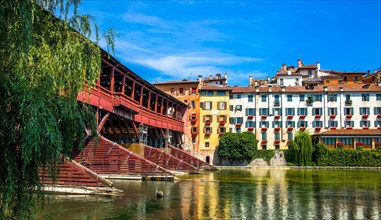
left=203, top=127, right=206, bottom=133
left=203, top=115, right=206, bottom=122
left=217, top=115, right=220, bottom=122
left=210, top=115, right=213, bottom=123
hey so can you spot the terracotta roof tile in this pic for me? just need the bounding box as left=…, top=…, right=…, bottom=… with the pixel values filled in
left=153, top=80, right=199, bottom=85
left=315, top=129, right=381, bottom=136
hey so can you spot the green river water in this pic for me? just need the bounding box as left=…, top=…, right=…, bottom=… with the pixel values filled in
left=38, top=168, right=381, bottom=219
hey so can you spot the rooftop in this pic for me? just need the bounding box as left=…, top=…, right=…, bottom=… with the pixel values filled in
left=315, top=129, right=381, bottom=136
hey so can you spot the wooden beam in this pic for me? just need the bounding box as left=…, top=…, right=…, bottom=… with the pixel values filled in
left=154, top=94, right=158, bottom=112
left=125, top=120, right=133, bottom=141
left=122, top=76, right=126, bottom=94
left=131, top=80, right=136, bottom=100
left=139, top=86, right=144, bottom=106
left=110, top=67, right=115, bottom=93
left=132, top=121, right=140, bottom=143
left=147, top=91, right=151, bottom=109
left=97, top=112, right=110, bottom=133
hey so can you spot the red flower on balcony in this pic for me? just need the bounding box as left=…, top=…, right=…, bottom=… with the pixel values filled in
left=346, top=127, right=353, bottom=130
left=287, top=115, right=293, bottom=119
left=261, top=140, right=268, bottom=144
left=219, top=133, right=225, bottom=136
left=191, top=119, right=197, bottom=123
left=205, top=132, right=211, bottom=136
left=274, top=115, right=280, bottom=119
left=300, top=127, right=306, bottom=131
left=261, top=115, right=267, bottom=119
left=219, top=121, right=225, bottom=126
left=315, top=127, right=321, bottom=131
left=375, top=142, right=381, bottom=146
left=356, top=142, right=364, bottom=146
left=329, top=115, right=336, bottom=119
left=287, top=127, right=293, bottom=131
left=248, top=127, right=254, bottom=131
left=205, top=121, right=211, bottom=125
left=330, top=127, right=336, bottom=130
left=274, top=140, right=280, bottom=144
left=378, top=127, right=381, bottom=130
left=315, top=115, right=321, bottom=119
left=363, top=127, right=369, bottom=130
left=247, top=115, right=254, bottom=119
left=261, top=127, right=268, bottom=131
left=362, top=114, right=369, bottom=119
left=236, top=123, right=242, bottom=127
left=346, top=115, right=352, bottom=119
left=299, top=115, right=306, bottom=119
left=274, top=127, right=280, bottom=131
left=337, top=142, right=344, bottom=147
left=378, top=114, right=381, bottom=118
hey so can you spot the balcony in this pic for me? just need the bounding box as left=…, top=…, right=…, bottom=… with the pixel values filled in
left=261, top=140, right=268, bottom=144
left=191, top=131, right=198, bottom=136
left=261, top=115, right=267, bottom=119
left=345, top=115, right=352, bottom=119
left=362, top=114, right=369, bottom=119
left=205, top=121, right=211, bottom=125
left=299, top=115, right=306, bottom=119
left=287, top=127, right=294, bottom=131
left=274, top=127, right=280, bottom=131
left=191, top=118, right=197, bottom=123
left=315, top=127, right=321, bottom=131
left=377, top=114, right=381, bottom=118
left=345, top=100, right=352, bottom=106
left=204, top=132, right=211, bottom=136
left=219, top=121, right=226, bottom=126
left=287, top=115, right=293, bottom=119
left=247, top=115, right=254, bottom=119
left=261, top=127, right=268, bottom=131
left=314, top=115, right=321, bottom=119
left=329, top=115, right=336, bottom=119
left=330, top=127, right=336, bottom=130
left=247, top=127, right=254, bottom=131
left=274, top=140, right=280, bottom=144
left=274, top=115, right=280, bottom=119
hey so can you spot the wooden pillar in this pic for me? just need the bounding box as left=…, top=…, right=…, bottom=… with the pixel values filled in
left=97, top=112, right=110, bottom=133
left=131, top=80, right=136, bottom=100
left=110, top=67, right=115, bottom=92
left=140, top=86, right=144, bottom=106
left=132, top=122, right=140, bottom=143
left=147, top=91, right=151, bottom=109
left=154, top=94, right=158, bottom=112
left=160, top=97, right=164, bottom=115
left=125, top=120, right=132, bottom=141
left=117, top=120, right=125, bottom=143
left=122, top=76, right=126, bottom=94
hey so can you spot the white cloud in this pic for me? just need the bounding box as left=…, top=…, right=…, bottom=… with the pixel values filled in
left=122, top=13, right=169, bottom=28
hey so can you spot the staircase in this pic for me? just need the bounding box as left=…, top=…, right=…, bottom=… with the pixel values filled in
left=168, top=145, right=217, bottom=170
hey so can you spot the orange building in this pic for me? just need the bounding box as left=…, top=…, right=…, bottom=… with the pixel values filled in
left=154, top=79, right=202, bottom=152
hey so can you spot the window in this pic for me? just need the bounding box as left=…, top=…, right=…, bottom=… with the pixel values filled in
left=286, top=108, right=295, bottom=116
left=288, top=131, right=293, bottom=141
left=375, top=107, right=381, bottom=115
left=362, top=94, right=369, bottom=101
left=191, top=87, right=197, bottom=94
left=230, top=117, right=236, bottom=124
left=262, top=132, right=267, bottom=141
left=204, top=127, right=212, bottom=134
left=204, top=115, right=213, bottom=123
left=204, top=101, right=212, bottom=110
left=274, top=95, right=280, bottom=106
left=200, top=91, right=206, bottom=95
left=191, top=127, right=198, bottom=133
left=360, top=121, right=370, bottom=127
left=356, top=137, right=371, bottom=145
left=219, top=127, right=226, bottom=134
left=308, top=70, right=312, bottom=76
left=344, top=107, right=353, bottom=115
left=297, top=108, right=307, bottom=116
left=229, top=128, right=233, bottom=133
left=245, top=121, right=255, bottom=128
left=248, top=95, right=253, bottom=102
left=286, top=121, right=295, bottom=128
left=280, top=78, right=284, bottom=85
left=229, top=105, right=233, bottom=111
left=354, top=76, right=358, bottom=81
left=259, top=108, right=269, bottom=116
left=262, top=145, right=267, bottom=150
left=229, top=94, right=233, bottom=99
left=322, top=138, right=336, bottom=145
left=236, top=117, right=243, bottom=124
left=329, top=121, right=338, bottom=128
left=179, top=88, right=184, bottom=95
left=328, top=108, right=337, bottom=115
left=328, top=94, right=337, bottom=102
left=298, top=121, right=307, bottom=128
left=237, top=94, right=242, bottom=99
left=360, top=107, right=370, bottom=115
left=377, top=94, right=381, bottom=101
left=170, top=88, right=175, bottom=94
left=345, top=94, right=351, bottom=101
left=217, top=102, right=226, bottom=110
left=272, top=121, right=282, bottom=128
left=205, top=142, right=209, bottom=148
left=235, top=105, right=242, bottom=111
left=192, top=137, right=196, bottom=144
left=313, top=121, right=323, bottom=128
left=260, top=121, right=269, bottom=128
left=236, top=127, right=241, bottom=133
left=191, top=101, right=195, bottom=108
left=344, top=121, right=354, bottom=127
left=338, top=138, right=353, bottom=145
left=245, top=108, right=255, bottom=116
left=275, top=132, right=280, bottom=141
left=300, top=95, right=305, bottom=102
left=344, top=76, right=348, bottom=82
left=261, top=95, right=267, bottom=102
left=287, top=95, right=293, bottom=102
left=217, top=91, right=226, bottom=96
left=275, top=145, right=280, bottom=150
left=207, top=91, right=214, bottom=96
left=312, top=108, right=322, bottom=115
left=313, top=94, right=322, bottom=102
left=273, top=108, right=282, bottom=116
left=375, top=121, right=381, bottom=127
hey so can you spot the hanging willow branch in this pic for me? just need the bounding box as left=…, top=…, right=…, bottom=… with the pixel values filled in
left=0, top=0, right=116, bottom=219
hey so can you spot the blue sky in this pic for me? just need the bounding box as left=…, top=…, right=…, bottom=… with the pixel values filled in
left=80, top=0, right=381, bottom=86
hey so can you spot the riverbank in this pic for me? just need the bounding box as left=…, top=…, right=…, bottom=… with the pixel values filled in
left=215, top=165, right=381, bottom=170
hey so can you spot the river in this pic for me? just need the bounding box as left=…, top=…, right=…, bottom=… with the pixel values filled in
left=38, top=168, right=381, bottom=219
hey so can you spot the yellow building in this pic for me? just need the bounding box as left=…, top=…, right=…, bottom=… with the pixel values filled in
left=198, top=85, right=232, bottom=164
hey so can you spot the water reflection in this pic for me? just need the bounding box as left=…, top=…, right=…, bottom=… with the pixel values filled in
left=39, top=169, right=381, bottom=219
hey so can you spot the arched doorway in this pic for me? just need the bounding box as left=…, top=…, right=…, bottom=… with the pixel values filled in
left=206, top=156, right=210, bottom=164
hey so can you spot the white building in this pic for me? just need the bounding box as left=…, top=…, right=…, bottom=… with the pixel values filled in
left=229, top=83, right=381, bottom=149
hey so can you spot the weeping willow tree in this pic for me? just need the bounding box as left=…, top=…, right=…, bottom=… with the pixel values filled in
left=289, top=131, right=314, bottom=166
left=0, top=0, right=116, bottom=218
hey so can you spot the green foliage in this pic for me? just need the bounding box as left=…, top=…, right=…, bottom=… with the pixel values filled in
left=218, top=132, right=258, bottom=161
left=252, top=150, right=275, bottom=162
left=314, top=144, right=381, bottom=167
left=288, top=131, right=314, bottom=166
left=0, top=1, right=116, bottom=218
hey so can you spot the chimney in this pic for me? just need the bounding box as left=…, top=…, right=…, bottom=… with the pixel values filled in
left=297, top=58, right=303, bottom=68
left=255, top=85, right=259, bottom=93
left=224, top=72, right=228, bottom=84
left=249, top=76, right=253, bottom=86
left=317, top=61, right=320, bottom=70
left=283, top=64, right=287, bottom=71
left=268, top=85, right=272, bottom=92
left=281, top=86, right=286, bottom=92
left=339, top=86, right=343, bottom=92
left=287, top=70, right=291, bottom=75
left=323, top=85, right=327, bottom=92
left=198, top=75, right=202, bottom=82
